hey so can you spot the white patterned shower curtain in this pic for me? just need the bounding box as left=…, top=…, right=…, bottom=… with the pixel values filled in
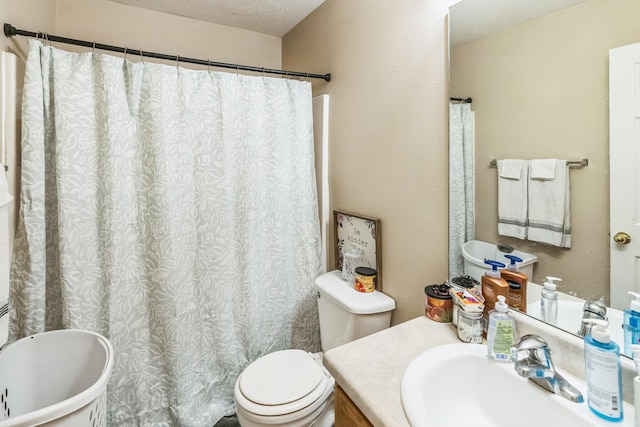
left=448, top=102, right=475, bottom=278
left=9, top=40, right=322, bottom=426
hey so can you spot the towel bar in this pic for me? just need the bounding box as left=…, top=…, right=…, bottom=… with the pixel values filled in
left=489, top=158, right=588, bottom=168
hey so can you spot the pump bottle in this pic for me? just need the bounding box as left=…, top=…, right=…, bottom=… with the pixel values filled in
left=540, top=276, right=560, bottom=325
left=500, top=254, right=528, bottom=312
left=487, top=295, right=516, bottom=362
left=481, top=260, right=509, bottom=333
left=623, top=291, right=640, bottom=357
left=583, top=318, right=623, bottom=422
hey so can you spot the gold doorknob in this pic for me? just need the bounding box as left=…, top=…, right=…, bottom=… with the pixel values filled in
left=613, top=231, right=631, bottom=245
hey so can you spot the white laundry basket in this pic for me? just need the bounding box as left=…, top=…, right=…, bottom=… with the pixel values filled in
left=461, top=240, right=538, bottom=284
left=0, top=329, right=113, bottom=427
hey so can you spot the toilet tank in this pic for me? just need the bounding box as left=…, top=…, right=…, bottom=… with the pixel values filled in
left=314, top=271, right=396, bottom=351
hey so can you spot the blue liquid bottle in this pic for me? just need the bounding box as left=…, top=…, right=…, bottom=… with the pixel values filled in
left=623, top=291, right=640, bottom=357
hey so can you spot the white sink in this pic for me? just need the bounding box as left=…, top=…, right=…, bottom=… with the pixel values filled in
left=400, top=343, right=628, bottom=426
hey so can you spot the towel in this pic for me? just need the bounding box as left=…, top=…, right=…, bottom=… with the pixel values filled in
left=531, top=159, right=557, bottom=180
left=497, top=159, right=528, bottom=240
left=0, top=165, right=13, bottom=347
left=499, top=159, right=524, bottom=179
left=527, top=160, right=571, bottom=248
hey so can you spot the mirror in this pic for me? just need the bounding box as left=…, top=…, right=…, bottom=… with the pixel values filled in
left=448, top=0, right=640, bottom=352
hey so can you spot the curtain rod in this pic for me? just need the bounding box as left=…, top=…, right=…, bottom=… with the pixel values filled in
left=3, top=23, right=332, bottom=82
left=450, top=97, right=472, bottom=103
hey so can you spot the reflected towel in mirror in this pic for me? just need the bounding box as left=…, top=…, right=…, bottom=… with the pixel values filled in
left=528, top=160, right=571, bottom=248
left=497, top=159, right=528, bottom=239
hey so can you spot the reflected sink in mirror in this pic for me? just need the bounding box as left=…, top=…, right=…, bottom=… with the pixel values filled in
left=526, top=299, right=625, bottom=353
left=400, top=343, right=623, bottom=427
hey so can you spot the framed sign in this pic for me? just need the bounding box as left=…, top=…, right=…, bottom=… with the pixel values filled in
left=334, top=210, right=382, bottom=290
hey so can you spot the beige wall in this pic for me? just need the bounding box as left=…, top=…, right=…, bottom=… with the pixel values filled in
left=450, top=0, right=640, bottom=302
left=55, top=0, right=281, bottom=70
left=283, top=0, right=456, bottom=325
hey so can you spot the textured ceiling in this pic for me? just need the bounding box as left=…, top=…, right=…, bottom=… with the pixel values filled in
left=109, top=0, right=325, bottom=37
left=449, top=0, right=589, bottom=46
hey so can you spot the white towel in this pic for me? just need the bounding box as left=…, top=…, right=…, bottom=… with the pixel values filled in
left=499, top=159, right=524, bottom=179
left=527, top=160, right=571, bottom=248
left=497, top=160, right=528, bottom=240
left=0, top=165, right=13, bottom=347
left=531, top=159, right=557, bottom=180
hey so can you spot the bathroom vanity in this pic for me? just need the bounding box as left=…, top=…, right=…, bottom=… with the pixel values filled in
left=323, top=312, right=638, bottom=426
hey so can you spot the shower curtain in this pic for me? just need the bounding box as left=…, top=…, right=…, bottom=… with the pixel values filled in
left=448, top=102, right=475, bottom=278
left=10, top=40, right=322, bottom=426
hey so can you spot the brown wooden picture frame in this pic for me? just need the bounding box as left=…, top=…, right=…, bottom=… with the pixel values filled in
left=334, top=210, right=382, bottom=291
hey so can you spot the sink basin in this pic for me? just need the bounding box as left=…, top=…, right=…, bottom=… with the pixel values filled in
left=401, top=343, right=625, bottom=426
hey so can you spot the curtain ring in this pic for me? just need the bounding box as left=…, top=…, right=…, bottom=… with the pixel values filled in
left=123, top=47, right=128, bottom=61
left=139, top=48, right=144, bottom=63
left=176, top=55, right=180, bottom=69
left=43, top=33, right=50, bottom=46
left=92, top=42, right=96, bottom=55
left=236, top=64, right=240, bottom=76
left=208, top=60, right=211, bottom=73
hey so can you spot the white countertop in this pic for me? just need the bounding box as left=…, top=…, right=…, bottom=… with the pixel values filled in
left=323, top=313, right=637, bottom=427
left=323, top=316, right=459, bottom=426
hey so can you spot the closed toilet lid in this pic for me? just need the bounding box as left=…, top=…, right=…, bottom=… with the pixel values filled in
left=239, top=349, right=324, bottom=406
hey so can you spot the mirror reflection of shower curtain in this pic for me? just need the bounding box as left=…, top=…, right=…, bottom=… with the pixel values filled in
left=448, top=102, right=475, bottom=278
left=10, top=40, right=322, bottom=426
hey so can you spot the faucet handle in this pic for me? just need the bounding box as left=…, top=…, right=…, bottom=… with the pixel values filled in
left=511, top=334, right=549, bottom=352
left=582, top=299, right=607, bottom=318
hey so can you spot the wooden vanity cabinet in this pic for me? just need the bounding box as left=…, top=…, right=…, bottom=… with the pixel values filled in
left=334, top=384, right=374, bottom=427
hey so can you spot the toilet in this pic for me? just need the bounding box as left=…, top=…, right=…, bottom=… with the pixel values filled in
left=233, top=270, right=396, bottom=427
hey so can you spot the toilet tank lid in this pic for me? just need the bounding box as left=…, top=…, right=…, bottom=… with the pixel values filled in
left=314, top=271, right=396, bottom=314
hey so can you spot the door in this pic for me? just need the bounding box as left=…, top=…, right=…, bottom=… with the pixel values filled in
left=609, top=42, right=640, bottom=310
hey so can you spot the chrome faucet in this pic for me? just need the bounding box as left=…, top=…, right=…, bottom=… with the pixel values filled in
left=511, top=334, right=584, bottom=403
left=577, top=299, right=607, bottom=337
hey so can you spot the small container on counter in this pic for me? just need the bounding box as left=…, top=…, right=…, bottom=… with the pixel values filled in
left=424, top=283, right=453, bottom=323
left=457, top=309, right=483, bottom=344
left=449, top=275, right=481, bottom=326
left=354, top=267, right=376, bottom=293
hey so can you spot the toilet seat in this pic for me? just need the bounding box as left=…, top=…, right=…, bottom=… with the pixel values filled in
left=234, top=349, right=334, bottom=419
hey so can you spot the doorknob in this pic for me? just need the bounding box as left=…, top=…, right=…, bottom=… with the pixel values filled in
left=613, top=231, right=631, bottom=245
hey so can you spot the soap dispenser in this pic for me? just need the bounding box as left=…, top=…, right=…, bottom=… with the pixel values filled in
left=500, top=254, right=528, bottom=312
left=487, top=295, right=516, bottom=362
left=481, top=260, right=509, bottom=333
left=623, top=291, right=640, bottom=357
left=583, top=318, right=623, bottom=422
left=540, top=276, right=560, bottom=325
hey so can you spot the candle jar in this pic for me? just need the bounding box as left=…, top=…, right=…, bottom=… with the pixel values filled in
left=457, top=309, right=483, bottom=344
left=341, top=248, right=361, bottom=283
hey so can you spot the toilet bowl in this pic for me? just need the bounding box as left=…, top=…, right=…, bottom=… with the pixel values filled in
left=233, top=270, right=395, bottom=427
left=234, top=349, right=335, bottom=427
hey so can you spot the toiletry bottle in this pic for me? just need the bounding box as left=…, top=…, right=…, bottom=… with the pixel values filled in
left=487, top=295, right=516, bottom=362
left=481, top=260, right=509, bottom=333
left=630, top=344, right=640, bottom=427
left=583, top=319, right=623, bottom=422
left=540, top=276, right=560, bottom=325
left=500, top=254, right=528, bottom=312
left=623, top=291, right=640, bottom=357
